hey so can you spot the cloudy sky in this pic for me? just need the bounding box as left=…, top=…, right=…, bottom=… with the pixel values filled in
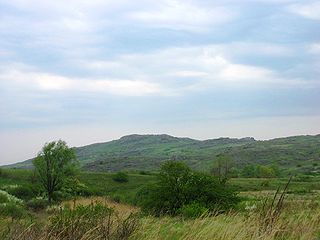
left=0, top=0, right=320, bottom=164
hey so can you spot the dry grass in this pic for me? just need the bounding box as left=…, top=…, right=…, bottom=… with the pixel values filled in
left=1, top=194, right=320, bottom=240
left=132, top=208, right=320, bottom=240
left=63, top=197, right=139, bottom=218
left=0, top=198, right=140, bottom=240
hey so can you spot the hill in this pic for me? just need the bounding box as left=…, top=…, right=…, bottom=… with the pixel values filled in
left=3, top=134, right=320, bottom=174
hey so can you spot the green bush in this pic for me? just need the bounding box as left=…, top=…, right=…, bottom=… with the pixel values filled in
left=0, top=192, right=9, bottom=203
left=52, top=190, right=72, bottom=202
left=26, top=198, right=48, bottom=211
left=0, top=190, right=23, bottom=204
left=112, top=172, right=129, bottom=183
left=137, top=161, right=240, bottom=216
left=7, top=185, right=35, bottom=201
left=0, top=202, right=27, bottom=219
left=178, top=202, right=208, bottom=218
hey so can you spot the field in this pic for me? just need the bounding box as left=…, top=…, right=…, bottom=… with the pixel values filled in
left=1, top=168, right=320, bottom=239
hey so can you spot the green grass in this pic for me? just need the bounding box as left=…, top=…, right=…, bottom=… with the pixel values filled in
left=1, top=168, right=320, bottom=205
left=230, top=177, right=320, bottom=192
left=79, top=172, right=157, bottom=203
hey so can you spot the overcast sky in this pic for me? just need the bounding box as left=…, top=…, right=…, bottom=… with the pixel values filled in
left=0, top=0, right=320, bottom=165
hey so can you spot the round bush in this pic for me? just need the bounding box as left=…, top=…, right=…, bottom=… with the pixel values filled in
left=7, top=185, right=35, bottom=200
left=112, top=172, right=129, bottom=183
left=138, top=161, right=240, bottom=216
left=0, top=192, right=9, bottom=203
left=0, top=202, right=27, bottom=219
left=27, top=198, right=49, bottom=211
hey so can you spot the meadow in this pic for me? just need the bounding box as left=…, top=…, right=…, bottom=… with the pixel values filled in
left=1, top=168, right=320, bottom=239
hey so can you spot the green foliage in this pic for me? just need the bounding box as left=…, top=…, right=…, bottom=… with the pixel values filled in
left=178, top=202, right=208, bottom=218
left=26, top=198, right=49, bottom=211
left=241, top=164, right=277, bottom=178
left=138, top=161, right=240, bottom=216
left=0, top=190, right=23, bottom=204
left=0, top=202, right=27, bottom=219
left=211, top=154, right=234, bottom=183
left=0, top=192, right=9, bottom=203
left=112, top=172, right=129, bottom=183
left=33, top=140, right=79, bottom=203
left=6, top=185, right=36, bottom=201
left=241, top=165, right=256, bottom=178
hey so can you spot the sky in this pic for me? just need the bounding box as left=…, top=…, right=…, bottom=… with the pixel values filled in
left=0, top=0, right=320, bottom=165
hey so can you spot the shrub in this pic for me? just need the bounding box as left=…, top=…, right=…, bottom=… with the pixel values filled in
left=52, top=190, right=72, bottom=202
left=7, top=185, right=35, bottom=201
left=0, top=190, right=23, bottom=204
left=0, top=192, right=9, bottom=204
left=112, top=172, right=129, bottom=183
left=137, top=161, right=240, bottom=216
left=0, top=202, right=27, bottom=219
left=26, top=198, right=48, bottom=211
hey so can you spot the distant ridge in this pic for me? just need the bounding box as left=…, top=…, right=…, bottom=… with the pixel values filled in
left=3, top=134, right=320, bottom=174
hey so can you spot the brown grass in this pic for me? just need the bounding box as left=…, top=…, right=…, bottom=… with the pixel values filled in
left=63, top=197, right=139, bottom=218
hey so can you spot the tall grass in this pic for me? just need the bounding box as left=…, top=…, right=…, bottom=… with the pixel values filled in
left=1, top=194, right=319, bottom=240
left=133, top=207, right=320, bottom=240
left=0, top=201, right=139, bottom=240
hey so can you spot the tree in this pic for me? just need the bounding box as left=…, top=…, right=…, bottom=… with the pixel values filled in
left=256, top=165, right=275, bottom=178
left=33, top=140, right=78, bottom=204
left=211, top=154, right=234, bottom=183
left=241, top=164, right=256, bottom=177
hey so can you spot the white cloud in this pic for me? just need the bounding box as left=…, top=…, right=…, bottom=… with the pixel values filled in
left=288, top=1, right=320, bottom=20
left=0, top=64, right=169, bottom=96
left=85, top=79, right=168, bottom=96
left=82, top=45, right=308, bottom=91
left=128, top=0, right=235, bottom=32
left=308, top=43, right=320, bottom=54
left=172, top=71, right=209, bottom=78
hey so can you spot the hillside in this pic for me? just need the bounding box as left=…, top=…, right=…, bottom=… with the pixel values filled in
left=3, top=134, right=320, bottom=174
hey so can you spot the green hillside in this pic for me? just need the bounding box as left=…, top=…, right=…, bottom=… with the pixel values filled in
left=3, top=134, right=320, bottom=174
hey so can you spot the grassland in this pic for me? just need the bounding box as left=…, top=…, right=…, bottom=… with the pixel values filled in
left=2, top=169, right=320, bottom=201
left=1, top=168, right=320, bottom=239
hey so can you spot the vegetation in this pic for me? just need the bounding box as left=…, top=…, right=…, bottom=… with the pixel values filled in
left=6, top=134, right=320, bottom=177
left=33, top=140, right=79, bottom=204
left=112, top=172, right=129, bottom=183
left=0, top=167, right=319, bottom=239
left=1, top=134, right=320, bottom=239
left=138, top=161, right=240, bottom=216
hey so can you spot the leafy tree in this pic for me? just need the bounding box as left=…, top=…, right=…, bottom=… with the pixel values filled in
left=137, top=161, right=239, bottom=216
left=33, top=140, right=78, bottom=204
left=241, top=164, right=256, bottom=177
left=211, top=154, right=234, bottom=183
left=256, top=165, right=275, bottom=178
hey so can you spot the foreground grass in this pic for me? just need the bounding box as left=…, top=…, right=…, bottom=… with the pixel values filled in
left=133, top=209, right=320, bottom=240
left=2, top=197, right=319, bottom=240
